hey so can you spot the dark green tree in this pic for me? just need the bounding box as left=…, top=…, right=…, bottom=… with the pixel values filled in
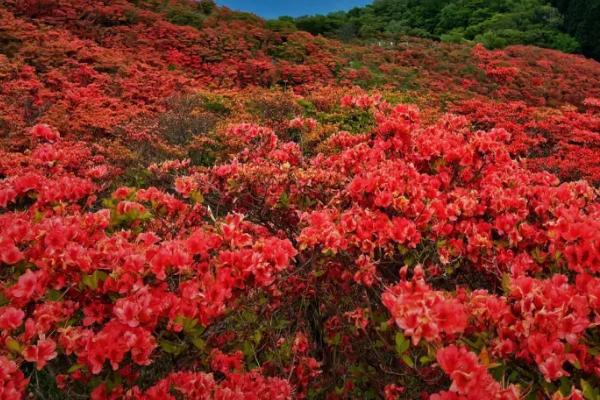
left=286, top=0, right=587, bottom=57
left=556, top=0, right=600, bottom=59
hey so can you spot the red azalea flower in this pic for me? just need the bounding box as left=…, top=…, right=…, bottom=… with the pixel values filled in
left=22, top=338, right=57, bottom=370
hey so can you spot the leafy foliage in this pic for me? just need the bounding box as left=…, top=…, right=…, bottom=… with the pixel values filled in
left=1, top=0, right=600, bottom=399
left=289, top=0, right=583, bottom=55
left=552, top=0, right=600, bottom=60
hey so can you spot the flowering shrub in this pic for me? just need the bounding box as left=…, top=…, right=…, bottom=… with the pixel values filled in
left=382, top=266, right=468, bottom=345
left=432, top=345, right=520, bottom=399
left=1, top=0, right=600, bottom=399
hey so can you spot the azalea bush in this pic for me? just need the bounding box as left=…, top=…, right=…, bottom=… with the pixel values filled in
left=1, top=1, right=600, bottom=399
left=2, top=94, right=600, bottom=399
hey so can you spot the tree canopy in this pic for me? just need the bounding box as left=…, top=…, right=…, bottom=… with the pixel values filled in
left=285, top=0, right=597, bottom=58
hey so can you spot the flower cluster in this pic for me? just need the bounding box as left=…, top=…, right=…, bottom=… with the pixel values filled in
left=382, top=265, right=468, bottom=345
left=432, top=345, right=520, bottom=399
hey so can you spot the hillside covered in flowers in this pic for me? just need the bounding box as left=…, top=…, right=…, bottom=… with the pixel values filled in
left=1, top=0, right=600, bottom=399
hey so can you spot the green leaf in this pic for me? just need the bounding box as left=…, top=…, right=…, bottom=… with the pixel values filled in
left=258, top=294, right=268, bottom=306
left=589, top=347, right=600, bottom=357
left=531, top=247, right=546, bottom=264
left=541, top=381, right=558, bottom=397
left=401, top=354, right=414, bottom=367
left=378, top=321, right=389, bottom=332
left=489, top=362, right=506, bottom=381
left=190, top=191, right=204, bottom=204
left=559, top=377, right=572, bottom=396
left=312, top=269, right=325, bottom=278
left=81, top=270, right=108, bottom=290
left=581, top=379, right=600, bottom=400
left=419, top=355, right=434, bottom=365
left=278, top=192, right=290, bottom=208
left=88, top=376, right=103, bottom=390
left=397, top=245, right=409, bottom=255
left=46, top=289, right=63, bottom=301
left=191, top=337, right=206, bottom=351
left=81, top=274, right=96, bottom=290
left=395, top=332, right=409, bottom=355
left=501, top=273, right=511, bottom=295
left=33, top=209, right=45, bottom=223
left=403, top=254, right=415, bottom=267
left=159, top=339, right=186, bottom=356
left=0, top=293, right=9, bottom=307
left=240, top=311, right=257, bottom=323
left=106, top=372, right=122, bottom=391
left=274, top=319, right=290, bottom=330
left=329, top=333, right=341, bottom=346
left=67, top=364, right=85, bottom=373
left=6, top=337, right=22, bottom=353
left=182, top=317, right=204, bottom=336
left=242, top=341, right=254, bottom=357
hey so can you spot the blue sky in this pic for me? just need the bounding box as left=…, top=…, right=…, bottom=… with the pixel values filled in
left=217, top=1, right=371, bottom=19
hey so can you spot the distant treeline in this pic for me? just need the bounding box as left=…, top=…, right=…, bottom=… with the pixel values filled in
left=268, top=0, right=600, bottom=60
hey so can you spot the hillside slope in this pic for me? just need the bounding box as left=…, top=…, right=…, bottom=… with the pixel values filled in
left=2, top=0, right=600, bottom=181
left=1, top=1, right=600, bottom=399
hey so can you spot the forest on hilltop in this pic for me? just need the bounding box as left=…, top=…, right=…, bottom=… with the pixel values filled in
left=1, top=0, right=600, bottom=399
left=284, top=0, right=600, bottom=60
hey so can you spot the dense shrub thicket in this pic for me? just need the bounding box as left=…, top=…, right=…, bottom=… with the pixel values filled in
left=1, top=0, right=600, bottom=399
